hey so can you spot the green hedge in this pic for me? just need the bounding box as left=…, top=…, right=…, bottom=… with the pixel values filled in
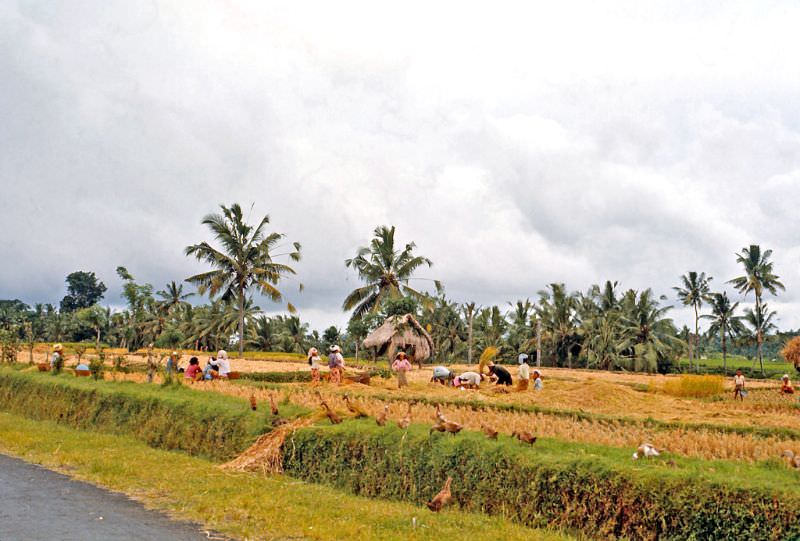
left=0, top=369, right=267, bottom=460
left=283, top=421, right=800, bottom=540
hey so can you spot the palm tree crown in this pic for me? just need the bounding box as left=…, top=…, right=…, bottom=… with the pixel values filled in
left=185, top=203, right=301, bottom=356
left=343, top=225, right=439, bottom=318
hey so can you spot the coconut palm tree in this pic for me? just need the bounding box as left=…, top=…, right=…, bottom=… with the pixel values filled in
left=701, top=292, right=745, bottom=373
left=742, top=302, right=778, bottom=375
left=621, top=289, right=682, bottom=373
left=185, top=203, right=301, bottom=357
left=673, top=271, right=713, bottom=371
left=536, top=283, right=578, bottom=367
left=728, top=245, right=784, bottom=374
left=343, top=225, right=440, bottom=319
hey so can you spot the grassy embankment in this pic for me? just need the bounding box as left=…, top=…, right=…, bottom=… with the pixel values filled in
left=0, top=366, right=310, bottom=459
left=0, top=412, right=571, bottom=541
left=284, top=420, right=800, bottom=541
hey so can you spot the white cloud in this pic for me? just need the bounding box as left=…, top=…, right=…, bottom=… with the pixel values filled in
left=1, top=0, right=800, bottom=333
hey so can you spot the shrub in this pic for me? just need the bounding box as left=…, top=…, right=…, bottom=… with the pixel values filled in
left=0, top=369, right=262, bottom=460
left=282, top=421, right=800, bottom=541
left=662, top=375, right=724, bottom=398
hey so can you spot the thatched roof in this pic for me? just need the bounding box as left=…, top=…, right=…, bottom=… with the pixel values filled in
left=362, top=313, right=434, bottom=361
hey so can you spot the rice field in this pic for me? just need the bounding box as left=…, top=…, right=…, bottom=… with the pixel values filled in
left=105, top=362, right=800, bottom=463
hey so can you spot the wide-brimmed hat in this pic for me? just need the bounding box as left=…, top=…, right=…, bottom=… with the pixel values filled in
left=329, top=345, right=340, bottom=353
left=783, top=374, right=790, bottom=379
left=217, top=350, right=228, bottom=359
left=53, top=343, right=63, bottom=352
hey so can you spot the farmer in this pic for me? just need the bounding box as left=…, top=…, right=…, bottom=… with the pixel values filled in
left=431, top=366, right=453, bottom=385
left=488, top=362, right=513, bottom=386
left=328, top=345, right=344, bottom=384
left=308, top=347, right=322, bottom=384
left=453, top=371, right=483, bottom=390
left=392, top=351, right=413, bottom=388
left=210, top=350, right=231, bottom=378
left=733, top=369, right=746, bottom=401
left=780, top=374, right=795, bottom=395
left=532, top=369, right=544, bottom=391
left=50, top=343, right=64, bottom=372
left=517, top=355, right=530, bottom=391
left=165, top=351, right=179, bottom=375
left=184, top=357, right=203, bottom=382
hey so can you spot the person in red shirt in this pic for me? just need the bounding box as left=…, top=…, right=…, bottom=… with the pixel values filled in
left=184, top=357, right=203, bottom=382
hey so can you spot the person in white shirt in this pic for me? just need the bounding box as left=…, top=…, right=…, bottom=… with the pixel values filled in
left=733, top=369, right=745, bottom=401
left=454, top=371, right=482, bottom=389
left=210, top=350, right=231, bottom=378
left=517, top=355, right=531, bottom=391
left=308, top=347, right=322, bottom=384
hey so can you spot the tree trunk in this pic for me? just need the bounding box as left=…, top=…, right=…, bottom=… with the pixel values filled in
left=536, top=318, right=542, bottom=368
left=721, top=326, right=727, bottom=374
left=96, top=327, right=101, bottom=352
left=756, top=295, right=764, bottom=377
left=238, top=288, right=245, bottom=359
left=467, top=312, right=474, bottom=365
left=694, top=304, right=699, bottom=373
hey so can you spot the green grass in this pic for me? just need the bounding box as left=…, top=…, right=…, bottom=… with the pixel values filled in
left=0, top=367, right=309, bottom=459
left=679, top=353, right=796, bottom=377
left=284, top=420, right=800, bottom=540
left=0, top=412, right=572, bottom=541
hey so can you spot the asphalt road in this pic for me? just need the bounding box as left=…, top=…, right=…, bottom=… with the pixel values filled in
left=0, top=453, right=221, bottom=541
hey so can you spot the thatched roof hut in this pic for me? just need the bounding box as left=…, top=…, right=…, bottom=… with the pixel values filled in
left=362, top=314, right=434, bottom=362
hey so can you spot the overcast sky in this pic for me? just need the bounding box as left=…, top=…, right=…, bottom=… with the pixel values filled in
left=2, top=1, right=799, bottom=332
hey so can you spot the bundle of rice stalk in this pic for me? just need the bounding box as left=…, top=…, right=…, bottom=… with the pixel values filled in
left=478, top=346, right=500, bottom=374
left=221, top=415, right=318, bottom=474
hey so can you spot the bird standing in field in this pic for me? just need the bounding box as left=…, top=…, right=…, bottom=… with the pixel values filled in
left=321, top=403, right=342, bottom=425
left=343, top=394, right=368, bottom=418
left=249, top=394, right=257, bottom=411
left=426, top=477, right=453, bottom=512
left=434, top=404, right=446, bottom=423
left=633, top=443, right=661, bottom=460
left=397, top=402, right=412, bottom=429
left=511, top=430, right=537, bottom=445
left=269, top=393, right=279, bottom=416
left=376, top=404, right=389, bottom=426
left=442, top=420, right=463, bottom=436
left=481, top=424, right=499, bottom=440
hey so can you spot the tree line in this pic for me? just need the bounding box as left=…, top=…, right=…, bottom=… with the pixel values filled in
left=0, top=203, right=794, bottom=374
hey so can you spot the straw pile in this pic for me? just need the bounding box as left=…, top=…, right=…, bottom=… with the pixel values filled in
left=221, top=416, right=317, bottom=474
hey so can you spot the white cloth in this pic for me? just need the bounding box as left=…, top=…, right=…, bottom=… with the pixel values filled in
left=518, top=353, right=529, bottom=364
left=734, top=374, right=745, bottom=386
left=310, top=355, right=321, bottom=369
left=211, top=357, right=231, bottom=376
left=459, top=371, right=481, bottom=386
left=518, top=363, right=530, bottom=381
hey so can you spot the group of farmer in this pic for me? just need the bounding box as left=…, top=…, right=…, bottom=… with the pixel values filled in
left=306, top=345, right=345, bottom=384
left=165, top=350, right=232, bottom=381
left=731, top=369, right=795, bottom=401
left=393, top=351, right=544, bottom=391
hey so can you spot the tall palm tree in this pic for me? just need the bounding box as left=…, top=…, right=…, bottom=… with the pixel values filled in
left=343, top=226, right=440, bottom=318
left=742, top=302, right=778, bottom=375
left=673, top=271, right=713, bottom=371
left=536, top=284, right=578, bottom=367
left=728, top=245, right=784, bottom=374
left=701, top=292, right=745, bottom=373
left=462, top=301, right=478, bottom=365
left=185, top=203, right=301, bottom=357
left=621, top=289, right=682, bottom=373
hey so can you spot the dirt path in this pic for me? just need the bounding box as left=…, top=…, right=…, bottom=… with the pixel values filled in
left=0, top=454, right=224, bottom=541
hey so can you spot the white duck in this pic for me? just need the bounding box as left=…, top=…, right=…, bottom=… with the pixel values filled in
left=633, top=443, right=661, bottom=460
